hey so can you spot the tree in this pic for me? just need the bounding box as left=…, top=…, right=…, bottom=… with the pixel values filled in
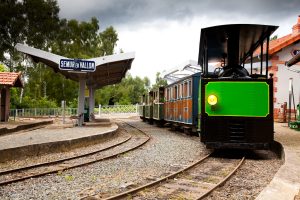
left=0, top=0, right=60, bottom=71
left=0, top=0, right=25, bottom=69
left=99, top=26, right=118, bottom=56
left=152, top=72, right=167, bottom=89
left=0, top=63, right=8, bottom=72
left=0, top=0, right=124, bottom=108
left=95, top=74, right=150, bottom=105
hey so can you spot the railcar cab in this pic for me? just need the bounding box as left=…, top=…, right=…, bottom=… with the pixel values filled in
left=198, top=24, right=278, bottom=149
left=145, top=91, right=154, bottom=124
left=153, top=87, right=165, bottom=123
left=138, top=94, right=146, bottom=121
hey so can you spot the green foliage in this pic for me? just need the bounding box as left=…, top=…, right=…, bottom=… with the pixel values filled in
left=0, top=0, right=60, bottom=70
left=95, top=74, right=149, bottom=105
left=64, top=174, right=75, bottom=181
left=270, top=35, right=278, bottom=41
left=0, top=0, right=146, bottom=109
left=13, top=96, right=58, bottom=109
left=0, top=63, right=8, bottom=72
left=152, top=72, right=167, bottom=89
left=99, top=26, right=118, bottom=56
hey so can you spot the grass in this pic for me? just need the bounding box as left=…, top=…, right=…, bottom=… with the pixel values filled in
left=64, top=174, right=75, bottom=181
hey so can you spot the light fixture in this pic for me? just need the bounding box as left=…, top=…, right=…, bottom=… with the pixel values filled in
left=207, top=95, right=218, bottom=105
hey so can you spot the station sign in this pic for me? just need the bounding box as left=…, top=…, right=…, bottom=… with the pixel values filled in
left=59, top=59, right=96, bottom=72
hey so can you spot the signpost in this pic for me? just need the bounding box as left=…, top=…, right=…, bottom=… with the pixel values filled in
left=59, top=59, right=96, bottom=72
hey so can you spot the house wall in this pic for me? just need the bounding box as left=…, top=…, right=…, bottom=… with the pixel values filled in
left=272, top=42, right=300, bottom=120
left=0, top=87, right=11, bottom=122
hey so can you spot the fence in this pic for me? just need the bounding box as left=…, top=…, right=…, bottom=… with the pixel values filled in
left=97, top=104, right=138, bottom=116
left=9, top=108, right=77, bottom=118
left=9, top=105, right=138, bottom=118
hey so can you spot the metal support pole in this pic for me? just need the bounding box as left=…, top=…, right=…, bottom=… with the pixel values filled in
left=288, top=78, right=293, bottom=124
left=78, top=79, right=86, bottom=126
left=250, top=53, right=253, bottom=74
left=260, top=41, right=263, bottom=75
left=98, top=104, right=101, bottom=116
left=89, top=87, right=95, bottom=118
left=266, top=35, right=270, bottom=77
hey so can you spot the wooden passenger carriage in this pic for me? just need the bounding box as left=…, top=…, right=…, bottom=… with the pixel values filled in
left=164, top=73, right=200, bottom=132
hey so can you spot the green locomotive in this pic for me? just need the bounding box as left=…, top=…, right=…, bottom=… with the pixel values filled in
left=139, top=24, right=277, bottom=149
left=198, top=24, right=277, bottom=149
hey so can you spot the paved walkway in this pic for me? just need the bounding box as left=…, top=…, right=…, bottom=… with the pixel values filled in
left=0, top=125, right=118, bottom=150
left=0, top=122, right=118, bottom=162
left=256, top=123, right=300, bottom=200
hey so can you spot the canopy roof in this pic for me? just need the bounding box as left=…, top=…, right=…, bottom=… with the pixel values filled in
left=0, top=72, right=23, bottom=87
left=15, top=43, right=135, bottom=89
left=198, top=24, right=278, bottom=66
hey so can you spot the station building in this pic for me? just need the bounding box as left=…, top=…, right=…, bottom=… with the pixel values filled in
left=254, top=16, right=300, bottom=120
left=0, top=72, right=23, bottom=122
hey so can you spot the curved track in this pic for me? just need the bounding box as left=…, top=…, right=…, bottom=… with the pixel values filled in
left=86, top=152, right=244, bottom=200
left=0, top=122, right=150, bottom=186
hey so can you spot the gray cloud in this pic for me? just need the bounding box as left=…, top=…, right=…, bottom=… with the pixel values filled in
left=57, top=0, right=300, bottom=28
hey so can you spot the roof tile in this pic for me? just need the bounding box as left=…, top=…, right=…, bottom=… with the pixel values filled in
left=0, top=72, right=23, bottom=87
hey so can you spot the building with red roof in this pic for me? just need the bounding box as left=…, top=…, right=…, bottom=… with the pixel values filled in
left=0, top=72, right=23, bottom=122
left=253, top=16, right=300, bottom=121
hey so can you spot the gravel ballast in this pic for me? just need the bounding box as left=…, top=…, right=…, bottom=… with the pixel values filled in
left=0, top=119, right=282, bottom=199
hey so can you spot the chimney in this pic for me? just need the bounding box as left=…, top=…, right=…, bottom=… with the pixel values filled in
left=292, top=15, right=300, bottom=34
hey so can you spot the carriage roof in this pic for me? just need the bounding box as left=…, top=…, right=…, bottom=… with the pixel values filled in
left=198, top=24, right=278, bottom=67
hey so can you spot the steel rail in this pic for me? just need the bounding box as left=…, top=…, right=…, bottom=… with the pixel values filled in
left=93, top=153, right=212, bottom=200
left=196, top=156, right=245, bottom=199
left=0, top=135, right=132, bottom=176
left=0, top=123, right=150, bottom=186
left=93, top=154, right=245, bottom=200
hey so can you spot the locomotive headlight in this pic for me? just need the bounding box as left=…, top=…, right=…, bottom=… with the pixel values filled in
left=207, top=95, right=218, bottom=105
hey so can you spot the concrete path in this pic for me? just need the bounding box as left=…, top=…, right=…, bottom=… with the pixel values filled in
left=256, top=123, right=300, bottom=200
left=0, top=123, right=118, bottom=162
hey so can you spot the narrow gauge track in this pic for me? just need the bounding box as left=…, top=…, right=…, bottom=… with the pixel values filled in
left=87, top=152, right=244, bottom=200
left=0, top=122, right=150, bottom=186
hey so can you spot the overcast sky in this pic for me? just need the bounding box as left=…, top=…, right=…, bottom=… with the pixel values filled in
left=57, top=0, right=300, bottom=84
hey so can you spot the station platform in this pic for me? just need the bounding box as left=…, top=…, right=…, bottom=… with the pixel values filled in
left=0, top=119, right=118, bottom=162
left=257, top=123, right=300, bottom=200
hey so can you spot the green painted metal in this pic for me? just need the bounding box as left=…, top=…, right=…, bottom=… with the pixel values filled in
left=205, top=82, right=269, bottom=117
left=153, top=103, right=164, bottom=120
left=145, top=105, right=153, bottom=118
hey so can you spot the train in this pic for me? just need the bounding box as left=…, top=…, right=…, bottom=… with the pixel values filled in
left=138, top=24, right=278, bottom=149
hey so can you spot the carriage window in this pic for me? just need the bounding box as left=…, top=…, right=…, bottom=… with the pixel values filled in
left=180, top=83, right=183, bottom=98
left=188, top=80, right=192, bottom=97
left=177, top=84, right=181, bottom=99
left=174, top=85, right=178, bottom=100
left=155, top=91, right=159, bottom=103
left=160, top=90, right=164, bottom=102
left=184, top=82, right=187, bottom=97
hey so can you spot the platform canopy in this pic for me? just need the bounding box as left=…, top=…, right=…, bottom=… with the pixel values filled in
left=15, top=43, right=135, bottom=89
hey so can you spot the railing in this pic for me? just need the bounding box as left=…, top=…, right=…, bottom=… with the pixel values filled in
left=97, top=104, right=138, bottom=116
left=9, top=105, right=139, bottom=118
left=9, top=108, right=78, bottom=118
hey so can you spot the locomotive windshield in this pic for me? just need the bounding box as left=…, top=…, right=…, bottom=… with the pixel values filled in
left=198, top=24, right=278, bottom=79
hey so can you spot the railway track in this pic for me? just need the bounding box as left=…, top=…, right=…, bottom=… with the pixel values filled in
left=0, top=122, right=150, bottom=186
left=85, top=151, right=244, bottom=200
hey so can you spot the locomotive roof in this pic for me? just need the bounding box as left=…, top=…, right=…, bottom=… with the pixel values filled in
left=198, top=24, right=278, bottom=66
